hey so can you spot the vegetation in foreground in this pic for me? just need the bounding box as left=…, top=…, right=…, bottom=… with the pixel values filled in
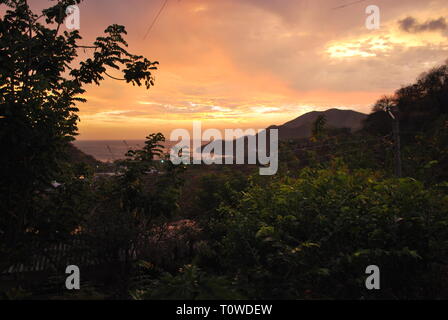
left=1, top=0, right=448, bottom=300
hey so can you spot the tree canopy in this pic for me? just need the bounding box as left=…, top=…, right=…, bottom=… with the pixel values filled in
left=0, top=0, right=159, bottom=267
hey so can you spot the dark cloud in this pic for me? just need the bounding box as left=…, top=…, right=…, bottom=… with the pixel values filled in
left=399, top=16, right=447, bottom=33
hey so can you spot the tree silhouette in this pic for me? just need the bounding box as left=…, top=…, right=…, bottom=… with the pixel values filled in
left=126, top=133, right=166, bottom=162
left=311, top=114, right=327, bottom=142
left=0, top=0, right=159, bottom=267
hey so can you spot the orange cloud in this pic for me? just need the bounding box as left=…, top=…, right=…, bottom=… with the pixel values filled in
left=59, top=0, right=448, bottom=139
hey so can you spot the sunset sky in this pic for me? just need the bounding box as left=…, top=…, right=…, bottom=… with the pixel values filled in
left=33, top=0, right=448, bottom=139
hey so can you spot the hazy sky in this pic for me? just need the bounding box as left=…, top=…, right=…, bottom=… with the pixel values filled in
left=31, top=0, right=448, bottom=139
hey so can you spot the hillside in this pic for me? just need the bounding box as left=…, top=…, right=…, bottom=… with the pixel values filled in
left=268, top=108, right=367, bottom=140
left=65, top=143, right=102, bottom=166
left=199, top=108, right=367, bottom=156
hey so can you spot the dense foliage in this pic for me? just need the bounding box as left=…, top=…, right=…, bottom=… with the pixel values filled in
left=196, top=167, right=448, bottom=299
left=0, top=0, right=158, bottom=271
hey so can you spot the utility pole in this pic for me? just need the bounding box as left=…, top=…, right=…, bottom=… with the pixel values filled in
left=387, top=109, right=402, bottom=178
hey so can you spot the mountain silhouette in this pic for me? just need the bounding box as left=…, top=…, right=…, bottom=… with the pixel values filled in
left=199, top=108, right=368, bottom=156
left=267, top=108, right=367, bottom=140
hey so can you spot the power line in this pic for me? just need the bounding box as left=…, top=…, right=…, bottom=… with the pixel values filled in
left=331, top=0, right=368, bottom=10
left=106, top=144, right=116, bottom=162
left=143, top=0, right=169, bottom=40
